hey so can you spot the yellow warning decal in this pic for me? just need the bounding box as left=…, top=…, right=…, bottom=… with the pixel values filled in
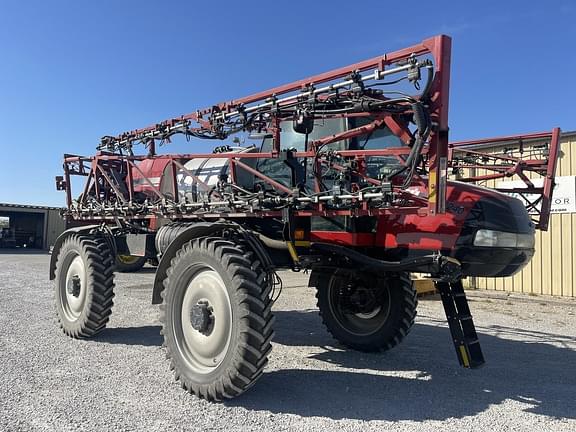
left=429, top=170, right=437, bottom=203
left=459, top=345, right=470, bottom=368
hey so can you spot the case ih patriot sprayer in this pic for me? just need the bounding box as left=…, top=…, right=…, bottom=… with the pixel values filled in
left=50, top=35, right=560, bottom=401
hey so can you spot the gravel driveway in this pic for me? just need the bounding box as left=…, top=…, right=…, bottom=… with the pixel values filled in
left=1, top=252, right=575, bottom=431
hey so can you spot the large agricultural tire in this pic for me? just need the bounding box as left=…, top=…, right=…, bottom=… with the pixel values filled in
left=313, top=270, right=416, bottom=352
left=115, top=254, right=147, bottom=272
left=160, top=237, right=274, bottom=401
left=54, top=234, right=115, bottom=338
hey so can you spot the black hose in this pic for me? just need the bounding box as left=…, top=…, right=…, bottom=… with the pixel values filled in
left=311, top=242, right=443, bottom=271
left=411, top=102, right=427, bottom=134
left=385, top=100, right=430, bottom=187
left=420, top=65, right=434, bottom=100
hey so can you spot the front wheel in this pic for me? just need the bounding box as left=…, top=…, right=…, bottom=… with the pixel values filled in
left=313, top=270, right=416, bottom=352
left=160, top=237, right=274, bottom=401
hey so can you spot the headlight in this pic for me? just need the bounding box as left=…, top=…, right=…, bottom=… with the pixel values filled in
left=473, top=229, right=535, bottom=248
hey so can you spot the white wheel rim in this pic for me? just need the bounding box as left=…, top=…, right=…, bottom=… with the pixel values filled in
left=61, top=254, right=87, bottom=321
left=176, top=266, right=233, bottom=373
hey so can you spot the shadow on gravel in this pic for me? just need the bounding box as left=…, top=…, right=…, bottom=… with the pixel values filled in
left=228, top=310, right=576, bottom=422
left=94, top=326, right=162, bottom=347
left=89, top=309, right=576, bottom=421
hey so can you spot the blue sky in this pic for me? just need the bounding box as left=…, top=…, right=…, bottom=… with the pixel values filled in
left=1, top=1, right=575, bottom=206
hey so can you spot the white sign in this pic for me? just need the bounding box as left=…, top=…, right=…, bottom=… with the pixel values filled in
left=497, top=176, right=576, bottom=214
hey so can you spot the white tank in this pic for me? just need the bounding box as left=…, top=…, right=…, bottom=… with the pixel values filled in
left=168, top=146, right=257, bottom=203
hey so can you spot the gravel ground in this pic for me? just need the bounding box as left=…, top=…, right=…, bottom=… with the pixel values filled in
left=1, top=252, right=575, bottom=432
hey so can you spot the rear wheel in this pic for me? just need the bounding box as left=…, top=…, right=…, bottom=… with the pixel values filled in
left=54, top=234, right=115, bottom=338
left=115, top=254, right=147, bottom=272
left=313, top=270, right=416, bottom=352
left=160, top=237, right=274, bottom=401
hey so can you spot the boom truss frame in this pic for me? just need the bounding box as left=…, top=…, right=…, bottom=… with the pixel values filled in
left=449, top=128, right=561, bottom=230
left=56, top=35, right=560, bottom=231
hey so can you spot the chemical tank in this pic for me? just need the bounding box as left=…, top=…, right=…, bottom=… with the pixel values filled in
left=159, top=146, right=258, bottom=203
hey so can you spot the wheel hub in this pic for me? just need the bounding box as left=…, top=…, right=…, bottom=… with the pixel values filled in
left=190, top=301, right=213, bottom=334
left=330, top=275, right=390, bottom=333
left=67, top=275, right=82, bottom=297
left=349, top=285, right=379, bottom=314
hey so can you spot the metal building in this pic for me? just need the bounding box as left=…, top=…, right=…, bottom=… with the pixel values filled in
left=456, top=130, right=576, bottom=297
left=0, top=203, right=66, bottom=250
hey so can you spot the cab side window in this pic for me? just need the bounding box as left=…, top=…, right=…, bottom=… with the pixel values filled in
left=256, top=119, right=347, bottom=189
left=350, top=118, right=405, bottom=179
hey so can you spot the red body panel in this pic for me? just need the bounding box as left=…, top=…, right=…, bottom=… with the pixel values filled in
left=132, top=158, right=171, bottom=196
left=376, top=181, right=479, bottom=251
left=309, top=232, right=375, bottom=247
left=308, top=181, right=512, bottom=252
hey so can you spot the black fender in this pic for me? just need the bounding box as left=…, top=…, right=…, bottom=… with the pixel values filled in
left=151, top=222, right=236, bottom=304
left=48, top=225, right=101, bottom=280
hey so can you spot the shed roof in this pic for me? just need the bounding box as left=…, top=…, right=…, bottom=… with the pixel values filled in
left=0, top=203, right=64, bottom=211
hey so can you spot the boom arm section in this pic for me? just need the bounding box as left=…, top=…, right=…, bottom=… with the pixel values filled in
left=60, top=35, right=452, bottom=221
left=449, top=128, right=561, bottom=231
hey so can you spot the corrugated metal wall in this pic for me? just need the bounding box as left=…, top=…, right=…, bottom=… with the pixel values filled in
left=45, top=209, right=66, bottom=249
left=473, top=134, right=576, bottom=297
